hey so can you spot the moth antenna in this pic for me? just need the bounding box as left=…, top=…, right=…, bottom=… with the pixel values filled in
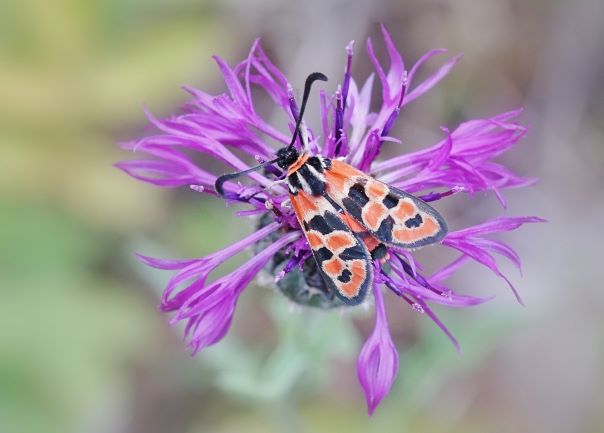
left=288, top=72, right=328, bottom=151
left=215, top=158, right=277, bottom=197
left=215, top=72, right=327, bottom=199
left=243, top=178, right=288, bottom=202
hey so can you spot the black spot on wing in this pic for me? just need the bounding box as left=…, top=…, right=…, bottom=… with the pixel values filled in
left=323, top=211, right=349, bottom=231
left=308, top=211, right=348, bottom=236
left=342, top=197, right=363, bottom=221
left=337, top=269, right=352, bottom=283
left=376, top=216, right=394, bottom=243
left=308, top=215, right=331, bottom=235
left=315, top=247, right=334, bottom=262
left=306, top=156, right=324, bottom=173
left=382, top=194, right=399, bottom=209
left=349, top=183, right=369, bottom=206
left=405, top=213, right=423, bottom=228
left=339, top=245, right=366, bottom=261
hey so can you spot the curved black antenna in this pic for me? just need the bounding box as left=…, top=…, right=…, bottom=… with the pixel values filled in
left=214, top=72, right=327, bottom=199
left=215, top=158, right=277, bottom=197
left=287, top=72, right=328, bottom=150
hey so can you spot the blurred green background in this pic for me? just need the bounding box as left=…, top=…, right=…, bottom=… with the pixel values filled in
left=1, top=0, right=603, bottom=432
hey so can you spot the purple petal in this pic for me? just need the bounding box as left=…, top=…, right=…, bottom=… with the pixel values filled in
left=381, top=24, right=405, bottom=98
left=171, top=231, right=300, bottom=352
left=212, top=55, right=251, bottom=113
left=366, top=37, right=390, bottom=106
left=357, top=285, right=399, bottom=415
left=384, top=265, right=492, bottom=308
left=448, top=216, right=546, bottom=238
left=406, top=53, right=462, bottom=106
left=414, top=298, right=460, bottom=352
left=156, top=222, right=281, bottom=309
left=341, top=40, right=354, bottom=106
left=429, top=255, right=472, bottom=282
left=136, top=254, right=200, bottom=270
left=443, top=237, right=524, bottom=304
left=115, top=159, right=202, bottom=188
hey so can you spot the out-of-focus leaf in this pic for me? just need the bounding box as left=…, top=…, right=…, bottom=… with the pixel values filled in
left=201, top=296, right=360, bottom=402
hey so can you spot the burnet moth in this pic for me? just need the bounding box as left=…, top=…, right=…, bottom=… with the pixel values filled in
left=216, top=72, right=447, bottom=305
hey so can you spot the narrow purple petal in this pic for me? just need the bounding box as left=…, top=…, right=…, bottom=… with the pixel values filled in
left=366, top=37, right=390, bottom=105
left=381, top=24, right=405, bottom=97
left=357, top=286, right=399, bottom=415
left=243, top=39, right=260, bottom=113
left=212, top=55, right=251, bottom=113
left=429, top=255, right=472, bottom=283
left=380, top=72, right=407, bottom=138
left=442, top=236, right=524, bottom=304
left=414, top=298, right=460, bottom=352
left=341, top=41, right=354, bottom=106
left=115, top=160, right=202, bottom=188
left=358, top=130, right=381, bottom=172
left=348, top=74, right=375, bottom=160
left=158, top=222, right=281, bottom=309
left=136, top=254, right=200, bottom=270
left=406, top=48, right=447, bottom=85
left=171, top=231, right=300, bottom=352
left=448, top=216, right=546, bottom=238
left=384, top=259, right=492, bottom=308
left=334, top=87, right=344, bottom=151
left=405, top=53, right=462, bottom=106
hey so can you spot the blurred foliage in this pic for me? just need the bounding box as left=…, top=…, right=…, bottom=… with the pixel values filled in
left=0, top=201, right=156, bottom=433
left=0, top=1, right=235, bottom=432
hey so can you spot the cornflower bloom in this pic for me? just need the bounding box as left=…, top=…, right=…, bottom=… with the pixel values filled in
left=117, top=26, right=542, bottom=415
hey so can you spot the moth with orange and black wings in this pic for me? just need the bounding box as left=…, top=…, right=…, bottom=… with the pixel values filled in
left=215, top=72, right=447, bottom=305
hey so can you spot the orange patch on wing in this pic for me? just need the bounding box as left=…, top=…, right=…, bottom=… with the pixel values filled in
left=393, top=228, right=413, bottom=243
left=323, top=258, right=344, bottom=276
left=341, top=212, right=381, bottom=255
left=339, top=260, right=366, bottom=297
left=341, top=212, right=366, bottom=233
left=392, top=200, right=416, bottom=220
left=287, top=153, right=310, bottom=175
left=363, top=202, right=388, bottom=230
left=366, top=180, right=387, bottom=200
left=306, top=232, right=323, bottom=249
left=330, top=159, right=364, bottom=177
left=290, top=190, right=319, bottom=218
left=327, top=232, right=354, bottom=252
left=393, top=216, right=439, bottom=244
left=324, top=171, right=347, bottom=193
left=362, top=235, right=381, bottom=252
left=325, top=160, right=364, bottom=193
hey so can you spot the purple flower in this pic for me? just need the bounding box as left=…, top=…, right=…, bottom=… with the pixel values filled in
left=118, top=25, right=543, bottom=414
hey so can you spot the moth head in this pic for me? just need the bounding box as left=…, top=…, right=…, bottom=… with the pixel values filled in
left=275, top=146, right=299, bottom=169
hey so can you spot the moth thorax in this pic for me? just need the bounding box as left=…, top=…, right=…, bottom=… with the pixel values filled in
left=287, top=156, right=328, bottom=196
